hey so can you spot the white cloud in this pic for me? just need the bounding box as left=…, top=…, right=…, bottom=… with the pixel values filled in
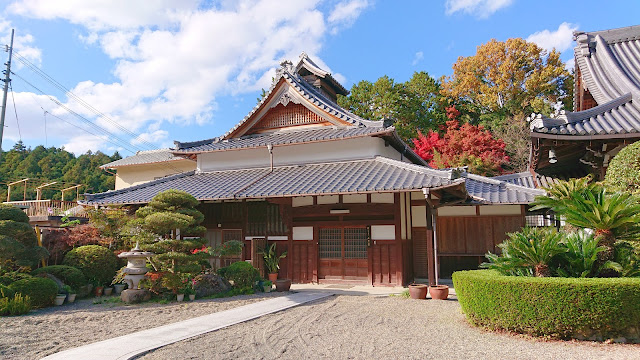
left=0, top=16, right=42, bottom=67
left=565, top=58, right=575, bottom=72
left=527, top=22, right=578, bottom=53
left=445, top=0, right=513, bottom=18
left=328, top=0, right=371, bottom=34
left=131, top=129, right=168, bottom=146
left=412, top=51, right=424, bottom=66
left=63, top=135, right=108, bottom=155
left=5, top=0, right=368, bottom=153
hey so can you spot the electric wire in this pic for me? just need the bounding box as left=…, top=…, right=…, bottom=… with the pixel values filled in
left=8, top=82, right=21, bottom=141
left=12, top=51, right=158, bottom=151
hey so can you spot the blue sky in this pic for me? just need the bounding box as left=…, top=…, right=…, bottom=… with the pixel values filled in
left=0, top=0, right=638, bottom=156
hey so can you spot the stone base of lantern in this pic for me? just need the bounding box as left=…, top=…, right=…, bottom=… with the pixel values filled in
left=121, top=289, right=151, bottom=304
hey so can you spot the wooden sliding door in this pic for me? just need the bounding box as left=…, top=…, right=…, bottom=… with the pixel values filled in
left=318, top=227, right=368, bottom=281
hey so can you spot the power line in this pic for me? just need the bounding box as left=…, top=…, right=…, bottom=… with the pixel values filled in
left=8, top=82, right=21, bottom=141
left=13, top=51, right=158, bottom=151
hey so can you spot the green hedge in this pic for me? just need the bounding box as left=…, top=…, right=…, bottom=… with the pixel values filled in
left=452, top=270, right=640, bottom=340
left=0, top=284, right=15, bottom=299
left=8, top=277, right=58, bottom=308
left=31, top=265, right=87, bottom=290
left=217, top=261, right=259, bottom=290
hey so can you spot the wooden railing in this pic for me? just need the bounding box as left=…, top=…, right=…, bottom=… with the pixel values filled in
left=4, top=200, right=85, bottom=217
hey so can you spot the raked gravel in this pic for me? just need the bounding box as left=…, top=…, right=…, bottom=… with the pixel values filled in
left=137, top=294, right=639, bottom=360
left=0, top=292, right=284, bottom=360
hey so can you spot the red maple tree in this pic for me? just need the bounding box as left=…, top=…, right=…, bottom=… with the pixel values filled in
left=412, top=106, right=508, bottom=176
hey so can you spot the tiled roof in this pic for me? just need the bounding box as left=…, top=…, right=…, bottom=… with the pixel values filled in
left=100, top=149, right=190, bottom=169
left=82, top=157, right=458, bottom=205
left=530, top=26, right=640, bottom=138
left=491, top=169, right=590, bottom=190
left=174, top=126, right=390, bottom=154
left=295, top=52, right=349, bottom=96
left=492, top=172, right=538, bottom=189
left=83, top=157, right=540, bottom=206
left=464, top=173, right=544, bottom=204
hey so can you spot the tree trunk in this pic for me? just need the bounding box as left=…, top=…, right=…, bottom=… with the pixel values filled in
left=534, top=263, right=550, bottom=277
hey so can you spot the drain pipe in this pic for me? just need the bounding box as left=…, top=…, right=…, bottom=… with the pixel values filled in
left=267, top=144, right=274, bottom=171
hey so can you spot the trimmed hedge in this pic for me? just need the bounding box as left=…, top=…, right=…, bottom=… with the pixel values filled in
left=217, top=261, right=259, bottom=290
left=8, top=277, right=58, bottom=308
left=63, top=245, right=119, bottom=286
left=31, top=265, right=87, bottom=290
left=452, top=270, right=640, bottom=341
left=0, top=204, right=30, bottom=223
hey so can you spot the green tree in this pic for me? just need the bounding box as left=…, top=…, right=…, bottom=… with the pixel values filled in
left=338, top=72, right=448, bottom=141
left=130, top=190, right=208, bottom=274
left=0, top=204, right=48, bottom=270
left=604, top=140, right=640, bottom=195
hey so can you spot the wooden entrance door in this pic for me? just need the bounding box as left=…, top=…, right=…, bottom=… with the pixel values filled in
left=318, top=227, right=369, bottom=282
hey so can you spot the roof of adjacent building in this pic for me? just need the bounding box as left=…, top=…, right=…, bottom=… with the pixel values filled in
left=530, top=25, right=640, bottom=139
left=82, top=157, right=542, bottom=206
left=492, top=169, right=590, bottom=189
left=174, top=126, right=391, bottom=154
left=100, top=149, right=191, bottom=169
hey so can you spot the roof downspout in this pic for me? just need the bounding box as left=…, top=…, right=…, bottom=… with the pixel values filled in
left=231, top=144, right=275, bottom=200
left=267, top=144, right=274, bottom=172
left=422, top=188, right=439, bottom=287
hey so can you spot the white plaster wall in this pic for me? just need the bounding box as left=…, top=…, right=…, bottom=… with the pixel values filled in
left=371, top=193, right=394, bottom=203
left=438, top=206, right=477, bottom=216
left=197, top=137, right=403, bottom=172
left=343, top=194, right=367, bottom=203
left=411, top=206, right=427, bottom=227
left=293, top=226, right=314, bottom=240
left=114, top=160, right=196, bottom=190
left=371, top=225, right=396, bottom=240
left=317, top=195, right=339, bottom=204
left=292, top=196, right=313, bottom=207
left=479, top=205, right=522, bottom=216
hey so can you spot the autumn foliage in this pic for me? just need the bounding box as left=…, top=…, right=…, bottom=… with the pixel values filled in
left=412, top=107, right=509, bottom=176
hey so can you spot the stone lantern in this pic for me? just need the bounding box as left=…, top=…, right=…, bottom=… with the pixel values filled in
left=117, top=242, right=155, bottom=303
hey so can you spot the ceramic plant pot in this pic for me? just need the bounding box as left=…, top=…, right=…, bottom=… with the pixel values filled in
left=264, top=285, right=272, bottom=293
left=408, top=284, right=428, bottom=299
left=54, top=294, right=66, bottom=306
left=177, top=294, right=185, bottom=302
left=275, top=279, right=291, bottom=292
left=429, top=285, right=449, bottom=300
left=114, top=284, right=126, bottom=295
left=94, top=286, right=104, bottom=297
left=268, top=273, right=278, bottom=282
left=67, top=294, right=77, bottom=303
left=188, top=294, right=195, bottom=301
left=103, top=287, right=114, bottom=296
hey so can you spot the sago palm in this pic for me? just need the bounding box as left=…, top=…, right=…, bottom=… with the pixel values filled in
left=556, top=231, right=620, bottom=278
left=482, top=227, right=565, bottom=277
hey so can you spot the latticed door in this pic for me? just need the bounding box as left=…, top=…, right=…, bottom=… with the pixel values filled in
left=319, top=227, right=369, bottom=281
left=221, top=229, right=242, bottom=267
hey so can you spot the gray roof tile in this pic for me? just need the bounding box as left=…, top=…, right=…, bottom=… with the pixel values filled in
left=100, top=149, right=190, bottom=169
left=83, top=157, right=540, bottom=206
left=174, top=126, right=389, bottom=154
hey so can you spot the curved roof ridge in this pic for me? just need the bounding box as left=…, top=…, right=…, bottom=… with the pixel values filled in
left=82, top=171, right=196, bottom=203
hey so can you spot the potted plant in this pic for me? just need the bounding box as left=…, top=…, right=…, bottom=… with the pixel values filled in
left=54, top=293, right=67, bottom=306
left=263, top=280, right=272, bottom=293
left=182, top=281, right=196, bottom=301
left=91, top=279, right=104, bottom=297
left=176, top=291, right=185, bottom=302
left=408, top=283, right=428, bottom=299
left=62, top=285, right=77, bottom=303
left=103, top=286, right=114, bottom=296
left=112, top=267, right=127, bottom=295
left=262, top=243, right=287, bottom=282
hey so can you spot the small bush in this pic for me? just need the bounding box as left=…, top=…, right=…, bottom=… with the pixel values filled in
left=8, top=277, right=58, bottom=308
left=63, top=245, right=119, bottom=286
left=0, top=293, right=32, bottom=316
left=217, top=261, right=259, bottom=290
left=605, top=140, right=640, bottom=195
left=0, top=272, right=33, bottom=285
left=453, top=270, right=640, bottom=340
left=0, top=204, right=30, bottom=223
left=31, top=265, right=87, bottom=290
left=0, top=285, right=15, bottom=299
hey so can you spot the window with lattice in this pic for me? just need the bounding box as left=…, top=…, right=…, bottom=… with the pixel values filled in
left=251, top=103, right=326, bottom=132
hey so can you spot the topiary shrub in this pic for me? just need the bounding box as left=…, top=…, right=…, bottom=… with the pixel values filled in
left=0, top=204, right=29, bottom=223
left=8, top=277, right=58, bottom=308
left=605, top=140, right=640, bottom=195
left=217, top=261, right=259, bottom=290
left=453, top=270, right=640, bottom=341
left=63, top=245, right=119, bottom=286
left=31, top=265, right=87, bottom=290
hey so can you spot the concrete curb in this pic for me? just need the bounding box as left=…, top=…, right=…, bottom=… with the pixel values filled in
left=41, top=292, right=333, bottom=360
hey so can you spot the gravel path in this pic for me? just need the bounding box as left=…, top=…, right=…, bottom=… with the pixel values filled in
left=138, top=294, right=640, bottom=360
left=0, top=293, right=284, bottom=360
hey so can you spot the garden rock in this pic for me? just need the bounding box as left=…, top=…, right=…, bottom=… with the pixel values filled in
left=193, top=273, right=231, bottom=297
left=120, top=289, right=151, bottom=303
left=38, top=273, right=64, bottom=292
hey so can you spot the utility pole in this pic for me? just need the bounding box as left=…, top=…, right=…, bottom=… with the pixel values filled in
left=0, top=29, right=14, bottom=162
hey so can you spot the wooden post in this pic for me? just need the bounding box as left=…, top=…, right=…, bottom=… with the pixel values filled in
left=61, top=184, right=82, bottom=201
left=6, top=178, right=28, bottom=202
left=36, top=181, right=57, bottom=201
left=423, top=188, right=436, bottom=286
left=35, top=225, right=46, bottom=268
